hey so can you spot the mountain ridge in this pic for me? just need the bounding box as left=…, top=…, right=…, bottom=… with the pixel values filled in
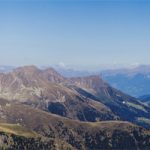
left=0, top=66, right=149, bottom=129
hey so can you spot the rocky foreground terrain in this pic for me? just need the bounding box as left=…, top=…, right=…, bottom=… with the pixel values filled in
left=0, top=99, right=149, bottom=150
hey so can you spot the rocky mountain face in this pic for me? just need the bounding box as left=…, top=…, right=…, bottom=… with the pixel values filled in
left=0, top=66, right=118, bottom=122
left=0, top=98, right=149, bottom=150
left=0, top=66, right=150, bottom=129
left=69, top=76, right=150, bottom=128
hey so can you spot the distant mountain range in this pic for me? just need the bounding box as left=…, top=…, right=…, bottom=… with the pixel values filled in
left=101, top=65, right=150, bottom=97
left=53, top=65, right=150, bottom=98
left=1, top=65, right=150, bottom=104
left=54, top=65, right=94, bottom=77
left=0, top=65, right=14, bottom=73
left=0, top=65, right=149, bottom=149
left=1, top=64, right=150, bottom=97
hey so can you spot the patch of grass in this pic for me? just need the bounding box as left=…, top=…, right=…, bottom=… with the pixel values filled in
left=0, top=123, right=38, bottom=138
left=137, top=117, right=150, bottom=125
left=126, top=102, right=147, bottom=112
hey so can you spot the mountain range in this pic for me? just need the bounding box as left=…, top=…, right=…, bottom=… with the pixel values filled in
left=0, top=65, right=149, bottom=149
left=101, top=65, right=150, bottom=98
left=53, top=65, right=150, bottom=98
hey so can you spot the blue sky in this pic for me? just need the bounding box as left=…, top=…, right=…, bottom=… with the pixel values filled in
left=0, top=0, right=150, bottom=68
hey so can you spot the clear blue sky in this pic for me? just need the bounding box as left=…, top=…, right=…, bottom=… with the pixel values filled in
left=0, top=0, right=150, bottom=68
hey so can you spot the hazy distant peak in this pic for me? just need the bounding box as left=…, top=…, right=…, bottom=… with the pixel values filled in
left=42, top=67, right=65, bottom=83
left=13, top=65, right=40, bottom=73
left=70, top=75, right=108, bottom=91
left=44, top=67, right=63, bottom=76
left=71, top=75, right=106, bottom=83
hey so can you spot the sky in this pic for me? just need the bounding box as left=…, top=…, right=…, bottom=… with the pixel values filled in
left=0, top=0, right=150, bottom=69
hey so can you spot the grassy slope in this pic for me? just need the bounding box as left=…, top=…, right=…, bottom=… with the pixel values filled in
left=0, top=123, right=38, bottom=138
left=0, top=122, right=75, bottom=150
left=0, top=99, right=149, bottom=150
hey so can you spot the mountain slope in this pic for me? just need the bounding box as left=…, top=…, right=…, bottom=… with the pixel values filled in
left=0, top=98, right=149, bottom=150
left=0, top=66, right=150, bottom=128
left=0, top=66, right=118, bottom=122
left=0, top=123, right=70, bottom=150
left=69, top=75, right=150, bottom=128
